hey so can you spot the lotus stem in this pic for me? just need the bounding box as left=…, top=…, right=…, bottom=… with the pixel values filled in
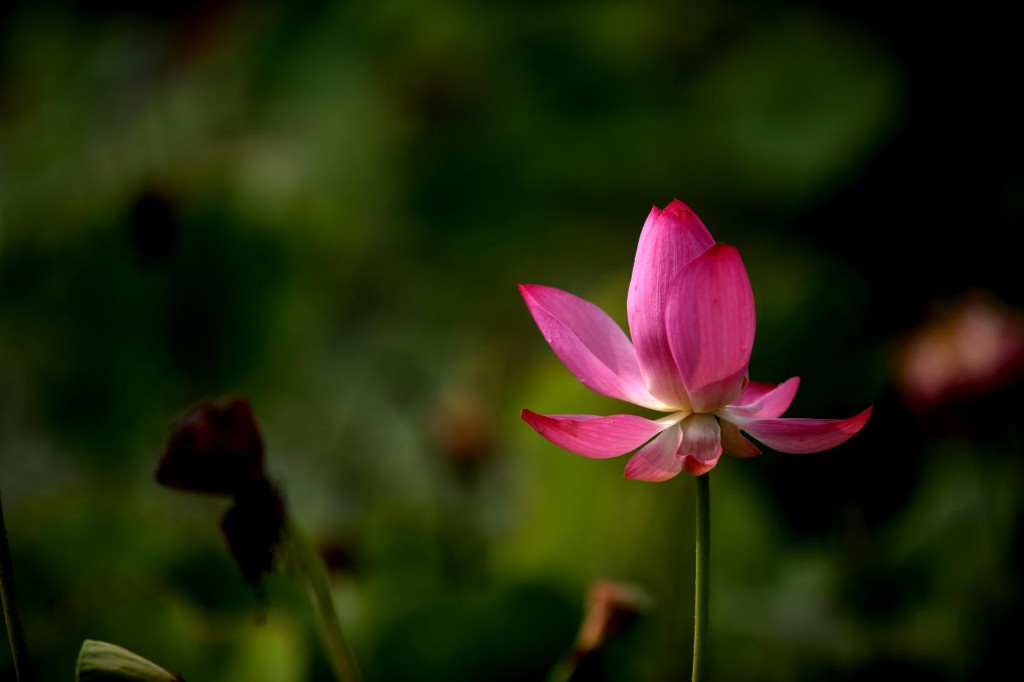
left=692, top=473, right=710, bottom=682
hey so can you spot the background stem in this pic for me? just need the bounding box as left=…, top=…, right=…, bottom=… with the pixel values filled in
left=692, top=473, right=710, bottom=682
left=283, top=519, right=362, bottom=682
left=0, top=491, right=32, bottom=682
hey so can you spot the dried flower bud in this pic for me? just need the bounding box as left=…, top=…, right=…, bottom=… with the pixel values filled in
left=76, top=640, right=184, bottom=682
left=156, top=396, right=266, bottom=495
left=221, top=478, right=286, bottom=586
left=574, top=580, right=651, bottom=655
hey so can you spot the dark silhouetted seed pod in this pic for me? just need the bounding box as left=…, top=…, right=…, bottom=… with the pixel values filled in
left=155, top=396, right=266, bottom=496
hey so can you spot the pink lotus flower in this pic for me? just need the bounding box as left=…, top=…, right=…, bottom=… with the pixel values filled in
left=520, top=199, right=872, bottom=481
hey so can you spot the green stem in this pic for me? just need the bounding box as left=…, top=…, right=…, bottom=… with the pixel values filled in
left=692, top=473, right=710, bottom=682
left=0, top=492, right=32, bottom=682
left=282, top=520, right=362, bottom=682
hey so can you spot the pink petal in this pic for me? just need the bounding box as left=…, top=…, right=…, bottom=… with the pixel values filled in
left=520, top=284, right=668, bottom=410
left=677, top=413, right=723, bottom=476
left=521, top=410, right=666, bottom=458
left=624, top=424, right=683, bottom=481
left=733, top=406, right=873, bottom=454
left=719, top=418, right=761, bottom=458
left=725, top=377, right=801, bottom=420
left=627, top=200, right=715, bottom=408
left=666, top=244, right=756, bottom=413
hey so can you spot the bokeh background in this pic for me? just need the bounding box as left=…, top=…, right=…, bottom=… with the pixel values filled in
left=2, top=1, right=1023, bottom=680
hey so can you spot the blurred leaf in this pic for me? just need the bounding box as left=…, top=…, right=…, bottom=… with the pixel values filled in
left=76, top=640, right=180, bottom=682
left=688, top=16, right=905, bottom=209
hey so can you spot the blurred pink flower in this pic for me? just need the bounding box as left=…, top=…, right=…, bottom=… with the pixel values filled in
left=896, top=291, right=1024, bottom=410
left=520, top=199, right=872, bottom=480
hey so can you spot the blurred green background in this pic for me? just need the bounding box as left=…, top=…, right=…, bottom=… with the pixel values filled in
left=2, top=1, right=1022, bottom=680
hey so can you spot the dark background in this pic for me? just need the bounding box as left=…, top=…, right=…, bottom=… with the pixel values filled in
left=2, top=1, right=1022, bottom=680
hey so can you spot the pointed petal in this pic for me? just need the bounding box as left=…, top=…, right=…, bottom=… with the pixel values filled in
left=522, top=410, right=666, bottom=458
left=627, top=200, right=715, bottom=407
left=677, top=413, right=723, bottom=476
left=719, top=418, right=761, bottom=458
left=666, top=244, right=756, bottom=413
left=520, top=284, right=669, bottom=409
left=725, top=377, right=801, bottom=420
left=624, top=424, right=683, bottom=481
left=734, top=407, right=873, bottom=454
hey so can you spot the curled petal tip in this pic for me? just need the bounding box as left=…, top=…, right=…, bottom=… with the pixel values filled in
left=840, top=405, right=873, bottom=434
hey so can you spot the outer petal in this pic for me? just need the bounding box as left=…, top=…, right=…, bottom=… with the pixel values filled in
left=725, top=377, right=801, bottom=420
left=666, top=244, right=756, bottom=413
left=732, top=407, right=873, bottom=454
left=520, top=284, right=669, bottom=410
left=678, top=413, right=723, bottom=476
left=627, top=200, right=715, bottom=408
left=624, top=424, right=683, bottom=481
left=521, top=410, right=667, bottom=458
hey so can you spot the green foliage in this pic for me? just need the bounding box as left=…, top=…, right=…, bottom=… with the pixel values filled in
left=0, top=1, right=1019, bottom=681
